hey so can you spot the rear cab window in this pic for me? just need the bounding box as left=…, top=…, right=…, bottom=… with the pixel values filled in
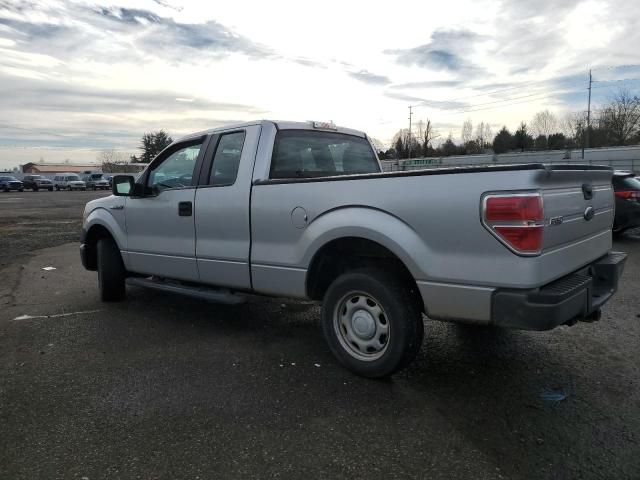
left=208, top=131, right=246, bottom=186
left=270, top=130, right=380, bottom=179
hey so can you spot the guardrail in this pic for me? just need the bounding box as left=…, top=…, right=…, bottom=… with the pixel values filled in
left=382, top=146, right=640, bottom=174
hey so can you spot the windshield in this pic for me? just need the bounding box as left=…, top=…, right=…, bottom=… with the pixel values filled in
left=91, top=174, right=103, bottom=179
left=67, top=175, right=80, bottom=180
left=0, top=176, right=18, bottom=181
left=270, top=130, right=380, bottom=179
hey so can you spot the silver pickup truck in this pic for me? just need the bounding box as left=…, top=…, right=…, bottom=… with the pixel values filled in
left=80, top=120, right=626, bottom=377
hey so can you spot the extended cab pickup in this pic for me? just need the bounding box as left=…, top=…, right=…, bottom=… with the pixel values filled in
left=80, top=120, right=626, bottom=377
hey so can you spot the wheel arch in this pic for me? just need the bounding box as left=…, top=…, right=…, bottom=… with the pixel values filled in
left=306, top=236, right=424, bottom=312
left=83, top=210, right=126, bottom=270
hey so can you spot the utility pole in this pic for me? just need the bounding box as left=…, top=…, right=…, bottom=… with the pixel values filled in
left=408, top=105, right=413, bottom=159
left=582, top=69, right=592, bottom=161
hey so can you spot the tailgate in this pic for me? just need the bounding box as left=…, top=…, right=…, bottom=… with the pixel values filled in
left=539, top=167, right=614, bottom=252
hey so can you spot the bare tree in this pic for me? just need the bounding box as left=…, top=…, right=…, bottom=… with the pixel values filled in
left=461, top=118, right=473, bottom=145
left=474, top=121, right=493, bottom=149
left=420, top=119, right=439, bottom=155
left=599, top=89, right=640, bottom=146
left=98, top=149, right=136, bottom=173
left=530, top=110, right=558, bottom=138
left=483, top=123, right=493, bottom=148
left=560, top=112, right=586, bottom=146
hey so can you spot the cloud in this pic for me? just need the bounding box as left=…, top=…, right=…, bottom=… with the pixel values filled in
left=348, top=70, right=391, bottom=85
left=0, top=73, right=265, bottom=150
left=390, top=80, right=462, bottom=89
left=385, top=29, right=484, bottom=73
left=0, top=2, right=273, bottom=66
left=383, top=91, right=466, bottom=110
left=96, top=6, right=272, bottom=59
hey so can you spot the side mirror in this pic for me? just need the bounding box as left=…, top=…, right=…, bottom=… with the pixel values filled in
left=112, top=175, right=135, bottom=196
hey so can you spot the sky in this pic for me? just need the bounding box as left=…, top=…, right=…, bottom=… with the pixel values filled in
left=0, top=0, right=639, bottom=169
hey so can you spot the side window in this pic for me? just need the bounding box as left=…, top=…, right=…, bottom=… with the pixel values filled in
left=208, top=131, right=246, bottom=186
left=148, top=142, right=202, bottom=192
left=270, top=130, right=380, bottom=179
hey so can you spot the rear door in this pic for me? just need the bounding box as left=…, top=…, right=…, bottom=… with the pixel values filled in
left=124, top=137, right=207, bottom=281
left=194, top=125, right=261, bottom=289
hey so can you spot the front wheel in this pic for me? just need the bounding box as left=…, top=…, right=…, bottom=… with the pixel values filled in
left=321, top=267, right=424, bottom=378
left=97, top=237, right=126, bottom=301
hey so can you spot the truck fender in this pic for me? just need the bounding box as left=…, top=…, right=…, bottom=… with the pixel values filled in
left=300, top=206, right=431, bottom=280
left=84, top=208, right=128, bottom=268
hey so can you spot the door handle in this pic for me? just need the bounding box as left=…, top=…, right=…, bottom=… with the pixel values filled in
left=178, top=201, right=193, bottom=216
left=109, top=205, right=124, bottom=210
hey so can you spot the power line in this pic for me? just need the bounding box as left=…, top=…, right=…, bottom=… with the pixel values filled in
left=408, top=77, right=583, bottom=108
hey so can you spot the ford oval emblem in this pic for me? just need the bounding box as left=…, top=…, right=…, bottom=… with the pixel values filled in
left=584, top=206, right=595, bottom=221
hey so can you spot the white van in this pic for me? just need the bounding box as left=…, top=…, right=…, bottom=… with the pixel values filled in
left=54, top=173, right=86, bottom=191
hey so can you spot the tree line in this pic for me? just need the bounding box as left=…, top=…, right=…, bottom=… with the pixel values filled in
left=383, top=89, right=640, bottom=160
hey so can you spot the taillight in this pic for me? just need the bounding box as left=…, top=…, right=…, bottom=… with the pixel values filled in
left=482, top=193, right=544, bottom=256
left=615, top=190, right=640, bottom=200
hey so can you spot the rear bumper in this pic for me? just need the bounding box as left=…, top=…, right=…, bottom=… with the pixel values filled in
left=492, top=251, right=627, bottom=330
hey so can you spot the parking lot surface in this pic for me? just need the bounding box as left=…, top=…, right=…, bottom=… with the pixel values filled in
left=1, top=191, right=639, bottom=479
left=0, top=190, right=109, bottom=269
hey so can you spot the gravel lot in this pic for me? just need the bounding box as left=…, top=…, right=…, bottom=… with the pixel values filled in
left=1, top=191, right=639, bottom=479
left=0, top=190, right=109, bottom=269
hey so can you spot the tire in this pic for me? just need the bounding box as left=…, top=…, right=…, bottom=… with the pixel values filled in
left=82, top=187, right=87, bottom=191
left=55, top=185, right=59, bottom=191
left=321, top=267, right=424, bottom=378
left=19, top=188, right=24, bottom=192
left=48, top=188, right=53, bottom=191
left=33, top=186, right=38, bottom=192
left=97, top=237, right=126, bottom=302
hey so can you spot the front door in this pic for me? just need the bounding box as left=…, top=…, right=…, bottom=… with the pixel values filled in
left=124, top=138, right=206, bottom=281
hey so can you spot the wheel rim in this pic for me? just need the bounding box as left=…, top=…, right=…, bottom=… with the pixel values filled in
left=333, top=291, right=390, bottom=361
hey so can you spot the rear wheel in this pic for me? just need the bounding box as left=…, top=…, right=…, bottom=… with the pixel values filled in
left=321, top=267, right=424, bottom=378
left=55, top=185, right=59, bottom=191
left=33, top=186, right=38, bottom=192
left=48, top=187, right=53, bottom=191
left=97, top=237, right=126, bottom=301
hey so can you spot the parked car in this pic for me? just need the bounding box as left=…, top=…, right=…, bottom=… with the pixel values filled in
left=80, top=120, right=626, bottom=378
left=82, top=173, right=110, bottom=190
left=0, top=176, right=24, bottom=192
left=54, top=173, right=86, bottom=191
left=22, top=174, right=54, bottom=191
left=612, top=170, right=640, bottom=234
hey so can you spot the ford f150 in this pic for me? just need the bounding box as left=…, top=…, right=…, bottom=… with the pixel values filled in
left=80, top=120, right=626, bottom=377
